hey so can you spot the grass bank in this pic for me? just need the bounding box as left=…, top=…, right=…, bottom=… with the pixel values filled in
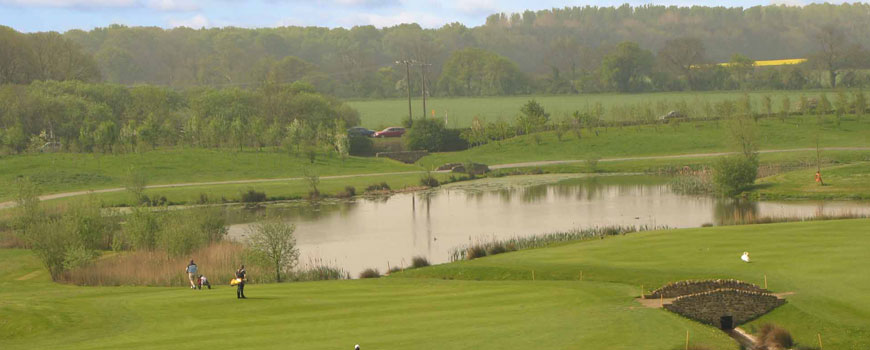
left=755, top=162, right=870, bottom=200
left=420, top=115, right=870, bottom=168
left=0, top=149, right=418, bottom=202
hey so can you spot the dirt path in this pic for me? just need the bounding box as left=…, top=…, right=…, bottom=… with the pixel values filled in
left=1, top=147, right=867, bottom=210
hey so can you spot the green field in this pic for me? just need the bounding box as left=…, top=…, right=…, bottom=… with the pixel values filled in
left=421, top=115, right=870, bottom=168
left=348, top=90, right=845, bottom=128
left=3, top=220, right=869, bottom=349
left=0, top=149, right=419, bottom=202
left=756, top=162, right=870, bottom=200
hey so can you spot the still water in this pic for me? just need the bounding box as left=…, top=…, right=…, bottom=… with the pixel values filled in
left=226, top=174, right=869, bottom=275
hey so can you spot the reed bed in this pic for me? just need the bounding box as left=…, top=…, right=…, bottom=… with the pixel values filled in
left=716, top=211, right=868, bottom=226
left=59, top=241, right=267, bottom=286
left=450, top=225, right=669, bottom=261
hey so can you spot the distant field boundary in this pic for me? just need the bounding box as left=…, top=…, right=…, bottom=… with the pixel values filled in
left=2, top=147, right=868, bottom=210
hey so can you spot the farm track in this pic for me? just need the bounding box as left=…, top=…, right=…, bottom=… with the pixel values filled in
left=1, top=147, right=868, bottom=210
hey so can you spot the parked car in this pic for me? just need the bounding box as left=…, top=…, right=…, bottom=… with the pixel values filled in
left=39, top=142, right=62, bottom=153
left=347, top=126, right=375, bottom=137
left=658, top=110, right=687, bottom=123
left=373, top=127, right=406, bottom=138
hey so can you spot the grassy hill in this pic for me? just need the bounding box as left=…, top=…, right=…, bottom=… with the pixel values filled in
left=3, top=219, right=869, bottom=349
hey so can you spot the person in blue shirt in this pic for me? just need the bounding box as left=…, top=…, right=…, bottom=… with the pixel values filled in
left=186, top=260, right=198, bottom=289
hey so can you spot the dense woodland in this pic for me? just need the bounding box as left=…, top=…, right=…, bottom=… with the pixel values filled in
left=3, top=3, right=870, bottom=154
left=2, top=3, right=870, bottom=97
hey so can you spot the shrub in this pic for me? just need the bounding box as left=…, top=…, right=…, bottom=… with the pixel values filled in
left=465, top=245, right=487, bottom=260
left=289, top=265, right=349, bottom=281
left=348, top=135, right=374, bottom=156
left=405, top=118, right=468, bottom=152
left=486, top=243, right=507, bottom=256
left=241, top=189, right=267, bottom=203
left=365, top=182, right=391, bottom=192
left=758, top=324, right=794, bottom=349
left=411, top=256, right=430, bottom=268
left=420, top=174, right=440, bottom=187
left=712, top=156, right=758, bottom=196
left=336, top=186, right=357, bottom=198
left=359, top=268, right=381, bottom=278
left=585, top=154, right=601, bottom=173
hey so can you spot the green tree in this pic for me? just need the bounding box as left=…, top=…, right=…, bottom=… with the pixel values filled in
left=855, top=90, right=866, bottom=121
left=780, top=96, right=791, bottom=121
left=247, top=221, right=300, bottom=283
left=657, top=37, right=706, bottom=90
left=713, top=156, right=759, bottom=197
left=601, top=42, right=654, bottom=92
left=515, top=99, right=550, bottom=135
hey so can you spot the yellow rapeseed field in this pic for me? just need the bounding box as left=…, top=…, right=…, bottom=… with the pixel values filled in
left=716, top=58, right=807, bottom=67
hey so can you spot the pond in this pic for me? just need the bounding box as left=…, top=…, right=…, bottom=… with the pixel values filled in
left=226, top=174, right=869, bottom=276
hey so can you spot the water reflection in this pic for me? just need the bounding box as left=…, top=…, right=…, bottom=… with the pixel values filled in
left=225, top=175, right=869, bottom=276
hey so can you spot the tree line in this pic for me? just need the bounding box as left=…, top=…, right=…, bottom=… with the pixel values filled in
left=0, top=80, right=358, bottom=155
left=3, top=3, right=870, bottom=97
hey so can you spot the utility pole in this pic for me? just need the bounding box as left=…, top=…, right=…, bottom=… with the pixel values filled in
left=420, top=62, right=431, bottom=119
left=396, top=59, right=414, bottom=127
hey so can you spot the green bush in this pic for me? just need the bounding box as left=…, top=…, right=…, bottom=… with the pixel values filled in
left=759, top=324, right=794, bottom=349
left=405, top=118, right=468, bottom=152
left=420, top=174, right=440, bottom=187
left=359, top=268, right=381, bottom=278
left=712, top=156, right=758, bottom=196
left=411, top=256, right=430, bottom=268
left=348, top=135, right=374, bottom=156
left=241, top=189, right=267, bottom=203
left=365, top=182, right=391, bottom=192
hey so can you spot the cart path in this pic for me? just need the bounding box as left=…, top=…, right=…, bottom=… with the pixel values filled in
left=1, top=147, right=867, bottom=210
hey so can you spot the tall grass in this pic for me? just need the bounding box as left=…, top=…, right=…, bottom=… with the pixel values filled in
left=60, top=242, right=351, bottom=286
left=716, top=211, right=868, bottom=226
left=288, top=258, right=350, bottom=281
left=59, top=241, right=267, bottom=286
left=450, top=225, right=669, bottom=261
left=669, top=175, right=714, bottom=195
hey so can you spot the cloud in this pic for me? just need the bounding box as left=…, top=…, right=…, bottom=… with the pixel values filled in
left=769, top=0, right=805, bottom=5
left=0, top=0, right=136, bottom=7
left=346, top=11, right=444, bottom=28
left=168, top=13, right=209, bottom=27
left=452, top=0, right=497, bottom=15
left=333, top=0, right=398, bottom=7
left=147, top=0, right=198, bottom=11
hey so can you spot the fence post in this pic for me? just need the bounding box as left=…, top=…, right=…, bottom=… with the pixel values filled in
left=685, top=330, right=689, bottom=350
left=641, top=284, right=645, bottom=299
left=818, top=333, right=823, bottom=349
left=532, top=270, right=535, bottom=281
left=764, top=274, right=768, bottom=289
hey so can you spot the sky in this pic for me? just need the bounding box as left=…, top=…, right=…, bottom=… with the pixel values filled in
left=0, top=0, right=846, bottom=33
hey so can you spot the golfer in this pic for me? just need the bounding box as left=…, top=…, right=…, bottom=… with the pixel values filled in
left=186, top=260, right=198, bottom=289
left=235, top=265, right=247, bottom=299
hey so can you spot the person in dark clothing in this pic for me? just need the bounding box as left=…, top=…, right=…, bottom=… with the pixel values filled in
left=235, top=265, right=247, bottom=299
